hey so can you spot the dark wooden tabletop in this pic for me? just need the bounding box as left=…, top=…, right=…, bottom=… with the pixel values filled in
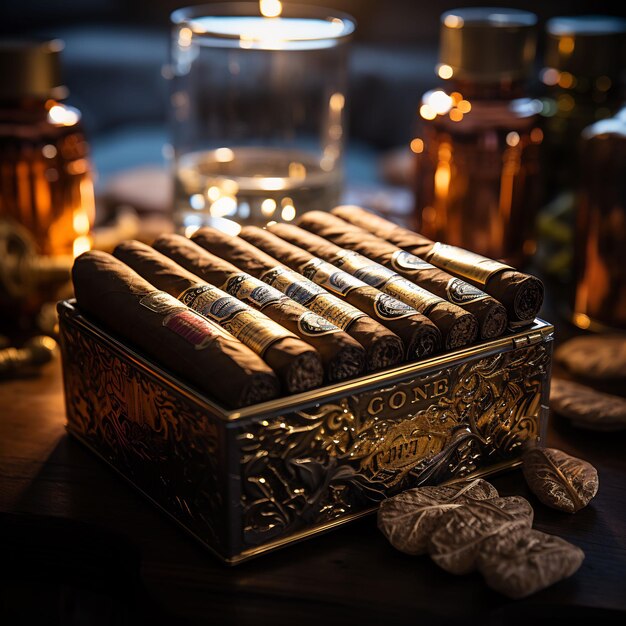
left=1, top=347, right=625, bottom=626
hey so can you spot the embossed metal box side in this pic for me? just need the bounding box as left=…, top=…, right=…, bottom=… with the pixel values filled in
left=57, top=300, right=234, bottom=562
left=230, top=327, right=553, bottom=560
left=57, top=299, right=553, bottom=564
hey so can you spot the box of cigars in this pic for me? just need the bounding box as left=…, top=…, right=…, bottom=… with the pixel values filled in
left=58, top=206, right=553, bottom=564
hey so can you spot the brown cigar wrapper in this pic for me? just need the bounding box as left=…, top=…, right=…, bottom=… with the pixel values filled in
left=289, top=215, right=478, bottom=350
left=71, top=250, right=279, bottom=408
left=294, top=212, right=507, bottom=340
left=113, top=241, right=323, bottom=395
left=152, top=234, right=366, bottom=383
left=191, top=228, right=404, bottom=372
left=332, top=205, right=544, bottom=324
left=241, top=225, right=442, bottom=360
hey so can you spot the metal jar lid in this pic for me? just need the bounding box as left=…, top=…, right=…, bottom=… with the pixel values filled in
left=0, top=39, right=65, bottom=99
left=545, top=15, right=626, bottom=79
left=439, top=7, right=537, bottom=82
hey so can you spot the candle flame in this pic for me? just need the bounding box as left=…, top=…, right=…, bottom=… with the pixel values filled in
left=260, top=0, right=282, bottom=18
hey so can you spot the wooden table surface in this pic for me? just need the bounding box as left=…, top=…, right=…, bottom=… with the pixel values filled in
left=1, top=350, right=625, bottom=626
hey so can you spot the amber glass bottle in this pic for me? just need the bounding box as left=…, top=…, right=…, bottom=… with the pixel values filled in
left=542, top=16, right=626, bottom=196
left=412, top=8, right=542, bottom=268
left=0, top=40, right=95, bottom=325
left=572, top=108, right=626, bottom=331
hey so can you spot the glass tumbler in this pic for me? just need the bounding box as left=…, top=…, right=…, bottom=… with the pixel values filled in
left=169, top=2, right=355, bottom=235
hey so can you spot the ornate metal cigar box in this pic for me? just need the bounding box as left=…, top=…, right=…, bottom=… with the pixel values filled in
left=58, top=299, right=553, bottom=564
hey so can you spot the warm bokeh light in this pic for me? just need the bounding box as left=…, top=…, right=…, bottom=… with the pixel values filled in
left=260, top=0, right=282, bottom=18
left=289, top=162, right=306, bottom=179
left=541, top=68, right=560, bottom=86
left=261, top=198, right=277, bottom=216
left=457, top=100, right=471, bottom=113
left=449, top=109, right=463, bottom=122
left=179, top=27, right=193, bottom=47
left=573, top=312, right=591, bottom=330
left=42, top=144, right=57, bottom=159
left=73, top=235, right=91, bottom=258
left=207, top=186, right=221, bottom=201
left=215, top=147, right=235, bottom=163
left=410, top=138, right=424, bottom=153
left=530, top=128, right=544, bottom=143
left=47, top=104, right=80, bottom=127
left=210, top=195, right=238, bottom=217
left=185, top=225, right=200, bottom=238
left=258, top=177, right=286, bottom=191
left=281, top=204, right=296, bottom=221
left=420, top=104, right=436, bottom=120
left=506, top=131, right=520, bottom=147
left=558, top=71, right=575, bottom=89
left=329, top=92, right=345, bottom=112
left=443, top=15, right=464, bottom=29
left=558, top=36, right=575, bottom=55
left=437, top=64, right=454, bottom=80
left=426, top=90, right=453, bottom=115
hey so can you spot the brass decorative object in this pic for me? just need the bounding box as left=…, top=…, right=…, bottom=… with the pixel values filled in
left=58, top=299, right=553, bottom=563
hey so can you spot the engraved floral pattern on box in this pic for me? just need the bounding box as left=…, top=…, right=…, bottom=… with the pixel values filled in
left=238, top=343, right=550, bottom=546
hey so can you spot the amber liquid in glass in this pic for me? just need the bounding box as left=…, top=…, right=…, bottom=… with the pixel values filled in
left=0, top=97, right=94, bottom=257
left=573, top=116, right=626, bottom=330
left=412, top=83, right=543, bottom=268
left=0, top=97, right=95, bottom=323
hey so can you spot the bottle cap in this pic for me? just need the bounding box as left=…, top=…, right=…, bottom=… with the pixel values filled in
left=545, top=16, right=626, bottom=79
left=0, top=39, right=65, bottom=99
left=439, top=8, right=537, bottom=83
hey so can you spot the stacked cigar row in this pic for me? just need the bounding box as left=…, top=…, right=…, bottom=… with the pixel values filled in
left=71, top=206, right=544, bottom=409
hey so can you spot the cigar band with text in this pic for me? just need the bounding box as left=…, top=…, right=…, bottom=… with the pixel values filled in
left=390, top=249, right=436, bottom=273
left=179, top=284, right=297, bottom=355
left=300, top=257, right=364, bottom=296
left=224, top=273, right=339, bottom=337
left=333, top=250, right=443, bottom=313
left=427, top=242, right=513, bottom=285
left=445, top=278, right=490, bottom=304
left=260, top=266, right=366, bottom=330
left=301, top=257, right=417, bottom=321
left=139, top=291, right=229, bottom=350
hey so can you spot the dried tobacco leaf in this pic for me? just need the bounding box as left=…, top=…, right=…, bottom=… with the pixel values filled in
left=550, top=378, right=626, bottom=431
left=377, top=479, right=499, bottom=555
left=555, top=335, right=626, bottom=381
left=429, top=496, right=534, bottom=575
left=522, top=447, right=599, bottom=513
left=478, top=528, right=585, bottom=598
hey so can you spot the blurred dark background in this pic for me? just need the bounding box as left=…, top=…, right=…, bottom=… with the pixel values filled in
left=3, top=0, right=625, bottom=192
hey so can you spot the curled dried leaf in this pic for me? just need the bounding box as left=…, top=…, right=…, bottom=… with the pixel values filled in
left=555, top=335, right=626, bottom=381
left=551, top=378, right=626, bottom=431
left=478, top=528, right=584, bottom=598
left=429, top=496, right=534, bottom=575
left=377, top=479, right=499, bottom=555
left=523, top=447, right=599, bottom=513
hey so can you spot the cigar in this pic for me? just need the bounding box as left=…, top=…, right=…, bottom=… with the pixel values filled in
left=293, top=212, right=507, bottom=340
left=191, top=228, right=405, bottom=372
left=152, top=233, right=366, bottom=383
left=71, top=250, right=279, bottom=408
left=332, top=205, right=544, bottom=325
left=240, top=225, right=442, bottom=360
left=292, top=215, right=478, bottom=350
left=113, top=241, right=323, bottom=395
